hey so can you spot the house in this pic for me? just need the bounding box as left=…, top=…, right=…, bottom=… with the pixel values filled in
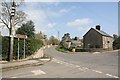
left=61, top=33, right=71, bottom=49
left=83, top=25, right=113, bottom=49
left=61, top=33, right=83, bottom=49
left=70, top=38, right=83, bottom=48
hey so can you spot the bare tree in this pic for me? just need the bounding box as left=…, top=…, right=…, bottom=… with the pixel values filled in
left=0, top=0, right=26, bottom=35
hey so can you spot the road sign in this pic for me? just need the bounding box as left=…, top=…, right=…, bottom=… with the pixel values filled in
left=16, top=34, right=27, bottom=60
left=16, top=34, right=27, bottom=39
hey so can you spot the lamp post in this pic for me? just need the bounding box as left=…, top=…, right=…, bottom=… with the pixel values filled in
left=9, top=0, right=16, bottom=62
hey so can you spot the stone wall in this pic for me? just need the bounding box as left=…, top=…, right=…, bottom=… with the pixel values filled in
left=102, top=36, right=113, bottom=49
left=83, top=29, right=102, bottom=48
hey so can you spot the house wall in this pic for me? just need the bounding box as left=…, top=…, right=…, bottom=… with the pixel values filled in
left=102, top=36, right=113, bottom=49
left=83, top=29, right=103, bottom=48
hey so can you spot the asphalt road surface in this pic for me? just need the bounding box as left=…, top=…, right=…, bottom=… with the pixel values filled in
left=2, top=46, right=118, bottom=78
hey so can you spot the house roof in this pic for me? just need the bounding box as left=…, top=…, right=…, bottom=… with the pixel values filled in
left=83, top=28, right=112, bottom=38
left=93, top=28, right=112, bottom=37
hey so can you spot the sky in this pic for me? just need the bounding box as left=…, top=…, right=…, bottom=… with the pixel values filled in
left=1, top=1, right=118, bottom=39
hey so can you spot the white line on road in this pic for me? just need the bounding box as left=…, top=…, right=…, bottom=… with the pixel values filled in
left=10, top=77, right=17, bottom=78
left=92, top=70, right=102, bottom=73
left=52, top=58, right=119, bottom=78
left=113, top=76, right=119, bottom=78
left=95, top=71, right=102, bottom=73
left=76, top=65, right=80, bottom=67
left=106, top=74, right=113, bottom=77
left=92, top=52, right=100, bottom=54
left=31, top=70, right=46, bottom=75
left=78, top=68, right=85, bottom=71
left=105, top=74, right=119, bottom=78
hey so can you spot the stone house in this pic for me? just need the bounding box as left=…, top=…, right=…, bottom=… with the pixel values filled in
left=83, top=25, right=113, bottom=49
left=70, top=39, right=83, bottom=48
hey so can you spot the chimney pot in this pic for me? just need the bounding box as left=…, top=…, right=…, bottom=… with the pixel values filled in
left=96, top=24, right=101, bottom=30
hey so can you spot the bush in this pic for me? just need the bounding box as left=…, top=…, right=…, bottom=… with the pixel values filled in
left=113, top=36, right=120, bottom=50
left=2, top=36, right=43, bottom=60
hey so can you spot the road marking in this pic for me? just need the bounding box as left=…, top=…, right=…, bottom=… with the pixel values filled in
left=106, top=74, right=113, bottom=77
left=78, top=68, right=86, bottom=72
left=105, top=74, right=119, bottom=78
left=93, top=52, right=100, bottom=54
left=95, top=71, right=102, bottom=73
left=113, top=76, right=119, bottom=78
left=76, top=65, right=80, bottom=67
left=52, top=58, right=119, bottom=78
left=92, top=70, right=102, bottom=73
left=31, top=70, right=46, bottom=75
left=10, top=77, right=17, bottom=78
left=82, top=67, right=89, bottom=70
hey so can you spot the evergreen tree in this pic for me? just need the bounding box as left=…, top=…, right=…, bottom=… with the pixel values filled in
left=16, top=20, right=35, bottom=38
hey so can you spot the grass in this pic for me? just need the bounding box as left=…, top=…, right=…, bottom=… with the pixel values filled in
left=55, top=46, right=69, bottom=53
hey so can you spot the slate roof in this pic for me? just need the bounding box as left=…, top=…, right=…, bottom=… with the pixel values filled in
left=92, top=28, right=112, bottom=37
left=83, top=28, right=112, bottom=38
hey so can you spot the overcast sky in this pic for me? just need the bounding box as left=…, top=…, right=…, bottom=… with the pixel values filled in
left=1, top=0, right=118, bottom=39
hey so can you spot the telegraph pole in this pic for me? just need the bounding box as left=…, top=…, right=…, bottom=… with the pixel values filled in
left=9, top=0, right=16, bottom=62
left=58, top=31, right=60, bottom=41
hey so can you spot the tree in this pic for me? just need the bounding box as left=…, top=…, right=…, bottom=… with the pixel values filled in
left=0, top=0, right=26, bottom=35
left=113, top=36, right=120, bottom=49
left=35, top=31, right=48, bottom=45
left=73, top=36, right=79, bottom=40
left=48, top=36, right=59, bottom=45
left=16, top=20, right=35, bottom=38
left=35, top=31, right=45, bottom=40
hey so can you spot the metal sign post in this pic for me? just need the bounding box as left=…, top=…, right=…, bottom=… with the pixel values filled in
left=16, top=34, right=27, bottom=60
left=23, top=38, right=25, bottom=59
left=18, top=38, right=19, bottom=60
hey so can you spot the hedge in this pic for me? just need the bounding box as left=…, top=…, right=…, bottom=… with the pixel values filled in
left=2, top=36, right=43, bottom=60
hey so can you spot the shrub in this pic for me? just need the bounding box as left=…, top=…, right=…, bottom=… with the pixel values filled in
left=113, top=36, right=120, bottom=50
left=2, top=36, right=43, bottom=60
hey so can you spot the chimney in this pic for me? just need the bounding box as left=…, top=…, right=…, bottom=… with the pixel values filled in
left=96, top=24, right=101, bottom=30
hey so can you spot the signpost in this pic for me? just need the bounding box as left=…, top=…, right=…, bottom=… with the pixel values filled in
left=16, top=34, right=27, bottom=60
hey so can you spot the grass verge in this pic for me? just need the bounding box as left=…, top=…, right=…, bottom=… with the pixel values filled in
left=55, top=46, right=69, bottom=53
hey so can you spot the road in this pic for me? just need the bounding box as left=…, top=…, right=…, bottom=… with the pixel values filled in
left=2, top=46, right=118, bottom=78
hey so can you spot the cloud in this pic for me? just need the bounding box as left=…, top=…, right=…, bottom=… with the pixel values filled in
left=59, top=9, right=69, bottom=13
left=66, top=18, right=93, bottom=27
left=47, top=22, right=57, bottom=28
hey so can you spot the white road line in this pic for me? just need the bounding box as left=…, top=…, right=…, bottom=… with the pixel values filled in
left=92, top=70, right=102, bottom=73
left=76, top=65, right=80, bottom=67
left=78, top=68, right=85, bottom=71
left=113, top=76, right=119, bottom=78
left=93, top=52, right=100, bottom=54
left=31, top=70, right=46, bottom=75
left=52, top=59, right=119, bottom=78
left=10, top=77, right=17, bottom=78
left=95, top=71, right=102, bottom=73
left=106, top=74, right=113, bottom=77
